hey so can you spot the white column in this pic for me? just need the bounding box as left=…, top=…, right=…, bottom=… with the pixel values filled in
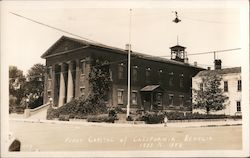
left=58, top=63, right=66, bottom=107
left=67, top=61, right=74, bottom=102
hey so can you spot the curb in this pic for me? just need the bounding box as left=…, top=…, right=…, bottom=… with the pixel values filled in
left=9, top=118, right=242, bottom=128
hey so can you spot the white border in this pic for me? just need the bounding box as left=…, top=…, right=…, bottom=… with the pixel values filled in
left=1, top=0, right=249, bottom=157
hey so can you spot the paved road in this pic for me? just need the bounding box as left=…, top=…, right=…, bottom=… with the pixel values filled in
left=9, top=120, right=242, bottom=151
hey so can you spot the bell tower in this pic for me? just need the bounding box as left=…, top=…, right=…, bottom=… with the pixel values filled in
left=170, top=44, right=188, bottom=63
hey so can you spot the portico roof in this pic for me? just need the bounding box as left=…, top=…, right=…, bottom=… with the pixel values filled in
left=140, top=85, right=164, bottom=92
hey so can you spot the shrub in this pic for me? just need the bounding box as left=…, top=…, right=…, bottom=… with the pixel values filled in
left=114, top=107, right=126, bottom=114
left=126, top=115, right=134, bottom=121
left=143, top=112, right=165, bottom=124
left=46, top=96, right=108, bottom=120
left=166, top=111, right=186, bottom=120
left=108, top=108, right=117, bottom=118
left=87, top=114, right=115, bottom=123
left=59, top=114, right=70, bottom=121
left=46, top=106, right=59, bottom=120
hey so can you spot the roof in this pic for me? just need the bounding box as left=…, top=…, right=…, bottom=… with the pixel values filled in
left=140, top=85, right=163, bottom=92
left=195, top=67, right=241, bottom=77
left=41, top=36, right=203, bottom=70
left=170, top=45, right=186, bottom=50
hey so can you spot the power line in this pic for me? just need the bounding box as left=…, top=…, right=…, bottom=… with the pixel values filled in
left=9, top=12, right=103, bottom=45
left=182, top=16, right=238, bottom=24
left=159, top=48, right=241, bottom=58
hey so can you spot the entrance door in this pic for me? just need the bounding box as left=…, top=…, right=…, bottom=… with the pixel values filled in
left=142, top=93, right=151, bottom=111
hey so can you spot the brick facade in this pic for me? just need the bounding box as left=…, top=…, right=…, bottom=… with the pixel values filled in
left=42, top=36, right=204, bottom=112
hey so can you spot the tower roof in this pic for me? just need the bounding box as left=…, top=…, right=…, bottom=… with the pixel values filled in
left=170, top=45, right=186, bottom=50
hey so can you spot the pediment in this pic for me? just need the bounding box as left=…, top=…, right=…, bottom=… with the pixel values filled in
left=41, top=36, right=89, bottom=58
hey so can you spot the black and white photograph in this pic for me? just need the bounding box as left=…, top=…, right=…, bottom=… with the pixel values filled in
left=1, top=0, right=249, bottom=157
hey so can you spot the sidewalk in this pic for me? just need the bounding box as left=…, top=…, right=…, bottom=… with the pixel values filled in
left=9, top=117, right=242, bottom=128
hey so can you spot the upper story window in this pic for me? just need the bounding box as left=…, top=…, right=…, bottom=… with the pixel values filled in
left=118, top=63, right=125, bottom=79
left=158, top=69, right=163, bottom=84
left=132, top=66, right=138, bottom=82
left=80, top=59, right=86, bottom=75
left=146, top=68, right=151, bottom=82
left=224, top=81, right=228, bottom=92
left=169, top=72, right=174, bottom=86
left=237, top=80, right=242, bottom=91
left=180, top=74, right=184, bottom=88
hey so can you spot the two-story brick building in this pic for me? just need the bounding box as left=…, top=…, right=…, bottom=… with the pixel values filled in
left=41, top=36, right=204, bottom=112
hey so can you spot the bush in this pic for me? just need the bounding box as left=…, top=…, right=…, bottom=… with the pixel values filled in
left=46, top=95, right=108, bottom=120
left=108, top=108, right=117, bottom=118
left=114, top=107, right=126, bottom=114
left=87, top=115, right=115, bottom=123
left=143, top=112, right=165, bottom=124
left=59, top=114, right=70, bottom=121
left=126, top=115, right=134, bottom=121
left=46, top=106, right=59, bottom=120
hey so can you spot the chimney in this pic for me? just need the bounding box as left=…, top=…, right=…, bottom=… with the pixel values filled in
left=194, top=61, right=197, bottom=66
left=207, top=67, right=211, bottom=70
left=214, top=59, right=222, bottom=70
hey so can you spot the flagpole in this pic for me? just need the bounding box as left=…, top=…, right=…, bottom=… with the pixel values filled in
left=126, top=9, right=132, bottom=118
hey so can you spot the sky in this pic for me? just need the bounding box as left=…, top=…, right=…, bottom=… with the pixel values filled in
left=1, top=1, right=247, bottom=74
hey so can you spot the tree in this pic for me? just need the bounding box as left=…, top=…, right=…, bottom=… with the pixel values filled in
left=9, top=66, right=26, bottom=109
left=193, top=72, right=228, bottom=115
left=25, top=63, right=46, bottom=108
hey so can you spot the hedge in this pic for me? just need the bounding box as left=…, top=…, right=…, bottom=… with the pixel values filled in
left=87, top=114, right=115, bottom=123
left=133, top=111, right=242, bottom=124
left=142, top=112, right=165, bottom=124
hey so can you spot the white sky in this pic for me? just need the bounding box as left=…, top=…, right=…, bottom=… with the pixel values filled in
left=1, top=1, right=247, bottom=74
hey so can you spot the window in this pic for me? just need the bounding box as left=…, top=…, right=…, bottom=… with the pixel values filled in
left=48, top=66, right=52, bottom=79
left=146, top=68, right=151, bottom=82
left=224, top=81, right=228, bottom=92
left=117, top=89, right=124, bottom=105
left=118, top=63, right=125, bottom=79
left=80, top=60, right=86, bottom=75
left=109, top=69, right=113, bottom=81
left=200, top=83, right=203, bottom=91
left=156, top=93, right=163, bottom=106
left=169, top=72, right=174, bottom=86
left=80, top=87, right=85, bottom=97
left=47, top=91, right=51, bottom=99
left=237, top=80, right=242, bottom=91
left=179, top=95, right=184, bottom=106
left=180, top=74, right=184, bottom=88
left=158, top=69, right=163, bottom=84
left=236, top=101, right=241, bottom=112
left=132, top=91, right=138, bottom=105
left=169, top=94, right=174, bottom=106
left=132, top=66, right=138, bottom=82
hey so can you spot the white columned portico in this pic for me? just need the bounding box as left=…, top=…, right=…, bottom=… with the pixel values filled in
left=67, top=61, right=74, bottom=102
left=58, top=63, right=66, bottom=107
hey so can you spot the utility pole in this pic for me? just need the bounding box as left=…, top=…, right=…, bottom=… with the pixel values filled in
left=126, top=9, right=132, bottom=118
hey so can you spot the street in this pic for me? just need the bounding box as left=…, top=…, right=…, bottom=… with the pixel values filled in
left=9, top=120, right=242, bottom=151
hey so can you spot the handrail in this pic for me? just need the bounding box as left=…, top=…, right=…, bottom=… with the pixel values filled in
left=30, top=103, right=50, bottom=112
